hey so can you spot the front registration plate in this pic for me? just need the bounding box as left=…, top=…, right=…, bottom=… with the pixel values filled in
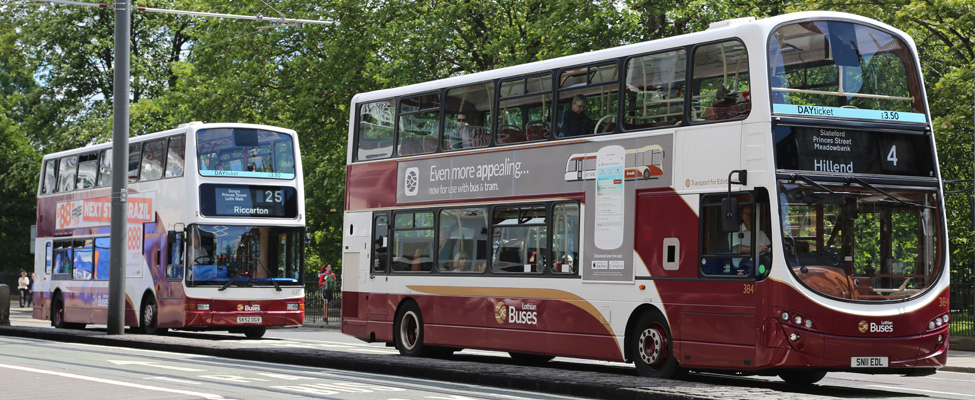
left=851, top=356, right=888, bottom=367
left=237, top=316, right=262, bottom=324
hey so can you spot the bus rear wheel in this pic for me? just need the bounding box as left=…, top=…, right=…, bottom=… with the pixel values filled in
left=141, top=296, right=167, bottom=335
left=631, top=311, right=683, bottom=379
left=52, top=293, right=66, bottom=329
left=778, top=371, right=827, bottom=385
left=394, top=302, right=427, bottom=357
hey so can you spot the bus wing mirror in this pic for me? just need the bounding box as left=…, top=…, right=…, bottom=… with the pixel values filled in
left=721, top=197, right=740, bottom=232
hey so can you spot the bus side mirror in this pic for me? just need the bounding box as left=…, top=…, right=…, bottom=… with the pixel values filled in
left=721, top=197, right=740, bottom=232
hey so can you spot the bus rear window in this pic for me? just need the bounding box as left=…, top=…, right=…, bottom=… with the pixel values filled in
left=769, top=20, right=926, bottom=123
left=198, top=128, right=296, bottom=179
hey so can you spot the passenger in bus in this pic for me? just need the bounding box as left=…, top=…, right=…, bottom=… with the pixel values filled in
left=558, top=94, right=595, bottom=137
left=450, top=252, right=469, bottom=272
left=445, top=113, right=470, bottom=149
left=731, top=205, right=770, bottom=254
left=705, top=86, right=739, bottom=121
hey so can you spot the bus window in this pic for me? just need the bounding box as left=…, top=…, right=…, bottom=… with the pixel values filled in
left=624, top=49, right=687, bottom=129
left=373, top=215, right=389, bottom=273
left=492, top=205, right=547, bottom=273
left=391, top=211, right=435, bottom=272
left=164, top=135, right=185, bottom=178
left=53, top=241, right=73, bottom=278
left=73, top=239, right=94, bottom=280
left=558, top=62, right=619, bottom=136
left=97, top=149, right=112, bottom=187
left=127, top=142, right=142, bottom=183
left=691, top=40, right=750, bottom=122
left=357, top=100, right=395, bottom=160
left=42, top=159, right=57, bottom=194
left=438, top=208, right=489, bottom=273
left=398, top=93, right=440, bottom=156
left=198, top=128, right=297, bottom=178
left=499, top=73, right=553, bottom=144
left=76, top=153, right=98, bottom=190
left=444, top=82, right=494, bottom=150
left=552, top=202, right=580, bottom=274
left=57, top=156, right=78, bottom=192
left=94, top=237, right=110, bottom=280
left=140, top=139, right=167, bottom=181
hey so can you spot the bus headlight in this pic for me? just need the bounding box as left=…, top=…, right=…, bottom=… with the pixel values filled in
left=197, top=303, right=210, bottom=311
left=287, top=303, right=300, bottom=311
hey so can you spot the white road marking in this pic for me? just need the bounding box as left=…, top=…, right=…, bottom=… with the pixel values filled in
left=869, top=384, right=975, bottom=398
left=145, top=376, right=203, bottom=385
left=0, top=363, right=222, bottom=399
left=108, top=359, right=206, bottom=372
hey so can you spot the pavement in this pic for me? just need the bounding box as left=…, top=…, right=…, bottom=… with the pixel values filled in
left=2, top=306, right=974, bottom=400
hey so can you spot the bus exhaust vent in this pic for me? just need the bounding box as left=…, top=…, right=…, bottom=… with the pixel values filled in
left=708, top=17, right=756, bottom=30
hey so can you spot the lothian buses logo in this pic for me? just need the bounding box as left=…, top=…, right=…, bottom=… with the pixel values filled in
left=237, top=304, right=261, bottom=312
left=404, top=167, right=419, bottom=197
left=494, top=301, right=538, bottom=325
left=858, top=320, right=894, bottom=333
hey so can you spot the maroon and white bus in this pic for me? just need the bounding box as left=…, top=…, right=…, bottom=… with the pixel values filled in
left=34, top=122, right=306, bottom=338
left=340, top=12, right=949, bottom=383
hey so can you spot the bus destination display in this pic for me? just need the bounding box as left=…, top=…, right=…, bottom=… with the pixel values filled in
left=200, top=184, right=297, bottom=218
left=774, top=126, right=935, bottom=177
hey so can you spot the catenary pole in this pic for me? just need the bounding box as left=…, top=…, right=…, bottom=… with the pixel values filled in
left=107, top=0, right=130, bottom=335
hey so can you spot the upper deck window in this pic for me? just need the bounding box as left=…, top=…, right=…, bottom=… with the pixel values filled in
left=198, top=128, right=296, bottom=179
left=769, top=20, right=925, bottom=122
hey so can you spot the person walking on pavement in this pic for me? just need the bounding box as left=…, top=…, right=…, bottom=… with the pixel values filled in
left=27, top=273, right=34, bottom=307
left=318, top=264, right=336, bottom=324
left=17, top=271, right=29, bottom=308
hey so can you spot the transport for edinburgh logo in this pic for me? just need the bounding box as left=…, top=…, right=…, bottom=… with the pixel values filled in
left=404, top=167, right=419, bottom=197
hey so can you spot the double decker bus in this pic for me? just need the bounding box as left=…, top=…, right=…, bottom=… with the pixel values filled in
left=34, top=122, right=306, bottom=338
left=341, top=12, right=949, bottom=383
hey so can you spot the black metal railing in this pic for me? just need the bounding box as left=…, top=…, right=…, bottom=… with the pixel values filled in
left=304, top=274, right=341, bottom=324
left=950, top=277, right=974, bottom=337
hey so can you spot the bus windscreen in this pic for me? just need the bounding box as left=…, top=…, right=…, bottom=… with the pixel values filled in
left=769, top=20, right=926, bottom=123
left=198, top=128, right=296, bottom=179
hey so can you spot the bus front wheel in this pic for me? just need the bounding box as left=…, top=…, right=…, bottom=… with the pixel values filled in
left=245, top=327, right=267, bottom=339
left=141, top=296, right=167, bottom=335
left=631, top=311, right=683, bottom=379
left=779, top=371, right=827, bottom=385
left=394, top=302, right=427, bottom=357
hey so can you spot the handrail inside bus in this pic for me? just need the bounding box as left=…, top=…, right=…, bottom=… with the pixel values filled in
left=771, top=87, right=914, bottom=102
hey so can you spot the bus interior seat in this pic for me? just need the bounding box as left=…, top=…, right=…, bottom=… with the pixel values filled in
left=498, top=126, right=525, bottom=144
left=525, top=122, right=550, bottom=141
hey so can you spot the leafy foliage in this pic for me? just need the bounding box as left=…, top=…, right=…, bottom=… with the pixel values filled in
left=0, top=0, right=972, bottom=283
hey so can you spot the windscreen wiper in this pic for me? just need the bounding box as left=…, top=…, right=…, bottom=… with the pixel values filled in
left=790, top=173, right=835, bottom=193
left=255, top=257, right=282, bottom=292
left=848, top=177, right=931, bottom=209
left=218, top=261, right=248, bottom=292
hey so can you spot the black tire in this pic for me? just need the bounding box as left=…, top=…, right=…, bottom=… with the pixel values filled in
left=394, top=301, right=427, bottom=357
left=141, top=296, right=167, bottom=335
left=52, top=293, right=66, bottom=329
left=631, top=311, right=684, bottom=379
left=643, top=168, right=651, bottom=180
left=245, top=327, right=267, bottom=339
left=509, top=352, right=555, bottom=365
left=779, top=371, right=827, bottom=385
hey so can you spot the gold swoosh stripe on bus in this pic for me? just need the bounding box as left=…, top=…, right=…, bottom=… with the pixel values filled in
left=405, top=285, right=617, bottom=340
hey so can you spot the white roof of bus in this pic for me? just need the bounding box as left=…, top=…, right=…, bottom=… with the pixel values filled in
left=40, top=122, right=297, bottom=160
left=349, top=11, right=901, bottom=105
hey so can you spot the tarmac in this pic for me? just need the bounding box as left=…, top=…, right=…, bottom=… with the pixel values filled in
left=2, top=307, right=974, bottom=400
